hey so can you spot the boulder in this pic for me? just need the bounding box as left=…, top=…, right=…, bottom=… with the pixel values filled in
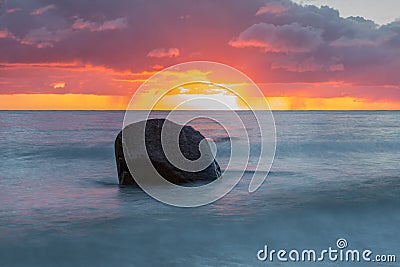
left=115, top=119, right=221, bottom=186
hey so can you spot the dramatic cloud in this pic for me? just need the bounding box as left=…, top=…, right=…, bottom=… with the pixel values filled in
left=147, top=48, right=180, bottom=58
left=228, top=1, right=400, bottom=88
left=0, top=0, right=399, bottom=108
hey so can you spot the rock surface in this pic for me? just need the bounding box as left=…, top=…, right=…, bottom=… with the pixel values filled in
left=115, top=119, right=221, bottom=186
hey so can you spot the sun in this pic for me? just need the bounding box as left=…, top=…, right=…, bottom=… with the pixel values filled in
left=126, top=61, right=272, bottom=111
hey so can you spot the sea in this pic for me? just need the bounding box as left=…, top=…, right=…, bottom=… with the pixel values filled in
left=0, top=110, right=399, bottom=267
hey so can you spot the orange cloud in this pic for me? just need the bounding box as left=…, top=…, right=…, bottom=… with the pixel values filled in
left=51, top=82, right=66, bottom=89
left=1, top=61, right=399, bottom=110
left=0, top=61, right=152, bottom=95
left=0, top=94, right=128, bottom=110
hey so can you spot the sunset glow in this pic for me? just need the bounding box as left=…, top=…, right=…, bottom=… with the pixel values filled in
left=1, top=94, right=397, bottom=111
left=1, top=0, right=399, bottom=110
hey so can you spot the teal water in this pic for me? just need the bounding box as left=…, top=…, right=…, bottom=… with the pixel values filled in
left=0, top=111, right=399, bottom=266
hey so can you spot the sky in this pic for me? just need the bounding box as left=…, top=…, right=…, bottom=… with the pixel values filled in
left=292, top=0, right=400, bottom=25
left=0, top=0, right=399, bottom=110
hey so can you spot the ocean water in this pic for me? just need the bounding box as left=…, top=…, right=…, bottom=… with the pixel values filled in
left=0, top=110, right=399, bottom=266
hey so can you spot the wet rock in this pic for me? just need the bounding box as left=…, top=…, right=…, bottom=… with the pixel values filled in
left=115, top=119, right=221, bottom=186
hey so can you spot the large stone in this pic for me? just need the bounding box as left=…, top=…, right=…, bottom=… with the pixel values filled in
left=115, top=119, right=221, bottom=186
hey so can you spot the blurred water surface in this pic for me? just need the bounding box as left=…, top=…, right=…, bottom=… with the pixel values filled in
left=0, top=111, right=399, bottom=266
